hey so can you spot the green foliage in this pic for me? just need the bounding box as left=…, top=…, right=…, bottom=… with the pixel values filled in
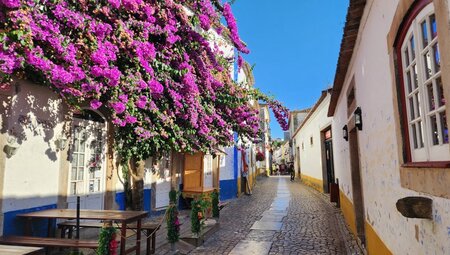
left=96, top=226, right=117, bottom=255
left=166, top=204, right=180, bottom=243
left=169, top=189, right=178, bottom=204
left=211, top=190, right=220, bottom=218
left=190, top=197, right=211, bottom=235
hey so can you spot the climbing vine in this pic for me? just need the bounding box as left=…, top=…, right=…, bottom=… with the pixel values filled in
left=166, top=189, right=180, bottom=243
left=190, top=197, right=211, bottom=236
left=97, top=226, right=118, bottom=255
left=0, top=0, right=289, bottom=208
left=211, top=189, right=219, bottom=218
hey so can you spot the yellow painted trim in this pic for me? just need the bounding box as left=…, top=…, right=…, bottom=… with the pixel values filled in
left=339, top=191, right=357, bottom=236
left=365, top=221, right=392, bottom=255
left=301, top=174, right=324, bottom=193
left=339, top=191, right=392, bottom=255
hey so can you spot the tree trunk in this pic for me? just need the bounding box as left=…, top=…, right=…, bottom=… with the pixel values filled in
left=128, top=158, right=146, bottom=211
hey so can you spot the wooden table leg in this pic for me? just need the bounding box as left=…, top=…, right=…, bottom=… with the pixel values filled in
left=24, top=217, right=32, bottom=236
left=146, top=229, right=151, bottom=255
left=120, top=221, right=127, bottom=255
left=47, top=219, right=53, bottom=237
left=136, top=219, right=142, bottom=255
left=151, top=230, right=156, bottom=255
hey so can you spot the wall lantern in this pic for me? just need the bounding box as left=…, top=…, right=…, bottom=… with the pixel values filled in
left=354, top=107, right=363, bottom=130
left=343, top=125, right=348, bottom=141
left=55, top=136, right=68, bottom=150
left=4, top=136, right=19, bottom=158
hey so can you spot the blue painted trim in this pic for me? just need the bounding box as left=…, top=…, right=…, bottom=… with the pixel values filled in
left=115, top=192, right=126, bottom=211
left=116, top=188, right=151, bottom=211
left=3, top=204, right=57, bottom=237
left=143, top=188, right=151, bottom=212
left=220, top=179, right=237, bottom=200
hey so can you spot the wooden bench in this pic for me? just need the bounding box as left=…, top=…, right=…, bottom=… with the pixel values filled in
left=0, top=236, right=99, bottom=250
left=58, top=221, right=160, bottom=255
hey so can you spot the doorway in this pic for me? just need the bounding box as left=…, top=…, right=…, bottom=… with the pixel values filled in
left=349, top=127, right=366, bottom=245
left=67, top=111, right=106, bottom=210
left=324, top=139, right=335, bottom=192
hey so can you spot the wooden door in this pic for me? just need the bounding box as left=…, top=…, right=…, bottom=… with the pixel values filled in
left=184, top=152, right=203, bottom=189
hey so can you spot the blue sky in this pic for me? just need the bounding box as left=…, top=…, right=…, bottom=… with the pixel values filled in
left=231, top=1, right=349, bottom=139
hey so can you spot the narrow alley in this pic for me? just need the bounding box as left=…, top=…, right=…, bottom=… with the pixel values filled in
left=180, top=177, right=363, bottom=255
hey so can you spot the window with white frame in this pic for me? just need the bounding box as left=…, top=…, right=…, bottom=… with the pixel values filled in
left=399, top=3, right=449, bottom=162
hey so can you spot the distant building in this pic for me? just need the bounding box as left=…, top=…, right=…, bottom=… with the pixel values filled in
left=292, top=89, right=333, bottom=192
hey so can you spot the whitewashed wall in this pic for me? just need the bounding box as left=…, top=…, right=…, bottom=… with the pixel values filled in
left=219, top=146, right=235, bottom=181
left=294, top=94, right=332, bottom=181
left=2, top=81, right=63, bottom=212
left=331, top=0, right=450, bottom=253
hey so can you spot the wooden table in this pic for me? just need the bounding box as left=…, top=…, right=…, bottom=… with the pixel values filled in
left=0, top=244, right=43, bottom=255
left=17, top=209, right=148, bottom=255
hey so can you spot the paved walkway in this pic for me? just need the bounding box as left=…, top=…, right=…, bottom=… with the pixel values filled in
left=186, top=176, right=363, bottom=255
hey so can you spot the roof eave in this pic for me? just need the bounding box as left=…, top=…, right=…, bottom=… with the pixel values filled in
left=327, top=0, right=367, bottom=117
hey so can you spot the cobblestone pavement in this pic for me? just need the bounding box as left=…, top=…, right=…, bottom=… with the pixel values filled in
left=188, top=176, right=363, bottom=255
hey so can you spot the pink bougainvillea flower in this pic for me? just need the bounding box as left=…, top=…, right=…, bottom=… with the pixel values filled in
left=111, top=102, right=126, bottom=114
left=1, top=0, right=20, bottom=8
left=148, top=79, right=163, bottom=95
left=90, top=99, right=102, bottom=109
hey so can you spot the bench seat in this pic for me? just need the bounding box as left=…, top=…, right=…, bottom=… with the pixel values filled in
left=58, top=221, right=160, bottom=255
left=0, top=236, right=98, bottom=249
left=58, top=221, right=160, bottom=230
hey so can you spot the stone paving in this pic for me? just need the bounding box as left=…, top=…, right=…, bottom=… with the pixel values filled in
left=186, top=176, right=363, bottom=255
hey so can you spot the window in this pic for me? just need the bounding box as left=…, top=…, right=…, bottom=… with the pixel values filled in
left=310, top=136, right=313, bottom=146
left=398, top=3, right=449, bottom=162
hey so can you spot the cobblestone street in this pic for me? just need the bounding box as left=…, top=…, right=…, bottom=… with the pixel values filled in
left=187, top=176, right=363, bottom=255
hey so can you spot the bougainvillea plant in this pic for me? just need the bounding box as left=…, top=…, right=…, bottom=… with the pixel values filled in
left=0, top=0, right=289, bottom=206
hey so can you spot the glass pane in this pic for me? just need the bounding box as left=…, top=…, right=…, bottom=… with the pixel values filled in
left=411, top=123, right=418, bottom=149
left=421, top=20, right=428, bottom=48
left=436, top=78, right=445, bottom=107
left=414, top=92, right=421, bottom=117
left=80, top=139, right=86, bottom=152
left=404, top=47, right=410, bottom=66
left=430, top=14, right=437, bottom=39
left=89, top=180, right=94, bottom=193
left=418, top=121, right=425, bottom=148
left=78, top=168, right=84, bottom=180
left=427, top=83, right=435, bottom=111
left=72, top=154, right=78, bottom=165
left=406, top=70, right=412, bottom=93
left=70, top=182, right=76, bottom=195
left=440, top=111, right=449, bottom=144
left=409, top=97, right=415, bottom=119
left=78, top=154, right=84, bottom=166
left=412, top=64, right=418, bottom=89
left=71, top=168, right=77, bottom=181
left=73, top=139, right=79, bottom=152
left=431, top=114, right=439, bottom=145
left=423, top=51, right=432, bottom=79
left=432, top=43, right=440, bottom=73
left=410, top=36, right=415, bottom=60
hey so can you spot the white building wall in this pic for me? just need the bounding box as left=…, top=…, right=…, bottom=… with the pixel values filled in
left=219, top=146, right=235, bottom=181
left=2, top=81, right=63, bottom=212
left=332, top=0, right=450, bottom=253
left=294, top=94, right=331, bottom=181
